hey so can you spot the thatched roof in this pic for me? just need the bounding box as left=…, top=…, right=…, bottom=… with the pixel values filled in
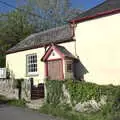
left=7, top=24, right=74, bottom=54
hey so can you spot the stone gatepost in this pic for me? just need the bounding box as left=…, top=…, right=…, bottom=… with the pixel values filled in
left=21, top=79, right=31, bottom=101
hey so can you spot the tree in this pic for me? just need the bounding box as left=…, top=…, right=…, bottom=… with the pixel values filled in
left=26, top=0, right=82, bottom=31
left=0, top=8, right=35, bottom=67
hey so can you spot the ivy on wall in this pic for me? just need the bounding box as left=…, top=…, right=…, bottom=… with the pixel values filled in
left=65, top=80, right=103, bottom=104
left=65, top=80, right=120, bottom=105
left=45, top=80, right=120, bottom=107
left=46, top=80, right=64, bottom=105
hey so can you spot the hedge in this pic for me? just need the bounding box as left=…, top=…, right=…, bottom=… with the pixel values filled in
left=45, top=80, right=120, bottom=107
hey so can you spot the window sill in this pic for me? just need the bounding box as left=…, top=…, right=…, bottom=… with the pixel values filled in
left=26, top=73, right=39, bottom=77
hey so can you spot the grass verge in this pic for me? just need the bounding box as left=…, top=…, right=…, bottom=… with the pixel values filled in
left=0, top=94, right=26, bottom=107
left=7, top=99, right=26, bottom=107
left=39, top=103, right=120, bottom=120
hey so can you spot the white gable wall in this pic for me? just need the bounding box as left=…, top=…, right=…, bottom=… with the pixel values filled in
left=47, top=50, right=61, bottom=60
left=75, top=13, right=120, bottom=85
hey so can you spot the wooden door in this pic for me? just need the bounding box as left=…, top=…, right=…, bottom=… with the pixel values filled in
left=47, top=59, right=63, bottom=80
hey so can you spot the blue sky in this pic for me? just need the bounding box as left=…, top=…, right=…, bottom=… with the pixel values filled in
left=72, top=0, right=105, bottom=10
left=0, top=0, right=105, bottom=13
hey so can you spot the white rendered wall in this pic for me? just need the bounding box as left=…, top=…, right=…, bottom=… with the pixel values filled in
left=75, top=13, right=120, bottom=85
left=6, top=48, right=45, bottom=85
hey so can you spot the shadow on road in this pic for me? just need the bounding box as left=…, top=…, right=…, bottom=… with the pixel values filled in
left=0, top=95, right=12, bottom=105
left=0, top=100, right=11, bottom=105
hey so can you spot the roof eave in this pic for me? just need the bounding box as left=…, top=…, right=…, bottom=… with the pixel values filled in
left=69, top=8, right=120, bottom=24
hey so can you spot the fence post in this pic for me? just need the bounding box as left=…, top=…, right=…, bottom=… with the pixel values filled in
left=30, top=78, right=33, bottom=99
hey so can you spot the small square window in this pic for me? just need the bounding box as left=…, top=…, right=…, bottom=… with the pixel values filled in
left=67, top=63, right=72, bottom=72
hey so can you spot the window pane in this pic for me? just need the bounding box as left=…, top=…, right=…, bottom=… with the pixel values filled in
left=33, top=56, right=37, bottom=63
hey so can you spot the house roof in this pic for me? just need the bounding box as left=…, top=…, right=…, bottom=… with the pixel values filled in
left=6, top=24, right=74, bottom=54
left=56, top=45, right=75, bottom=58
left=70, top=0, right=120, bottom=23
left=41, top=45, right=75, bottom=61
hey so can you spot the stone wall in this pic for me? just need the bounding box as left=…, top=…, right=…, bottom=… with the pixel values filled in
left=21, top=79, right=31, bottom=101
left=0, top=79, right=31, bottom=101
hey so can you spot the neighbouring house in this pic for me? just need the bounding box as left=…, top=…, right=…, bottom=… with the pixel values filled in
left=6, top=0, right=120, bottom=85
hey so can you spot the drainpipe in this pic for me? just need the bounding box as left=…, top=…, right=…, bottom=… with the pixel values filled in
left=70, top=21, right=78, bottom=59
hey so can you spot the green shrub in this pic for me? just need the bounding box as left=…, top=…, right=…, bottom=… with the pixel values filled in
left=8, top=99, right=26, bottom=107
left=113, top=89, right=120, bottom=111
left=65, top=80, right=120, bottom=105
left=0, top=95, right=6, bottom=100
left=42, top=80, right=120, bottom=120
left=40, top=103, right=116, bottom=120
left=45, top=80, right=64, bottom=105
left=101, top=102, right=113, bottom=117
left=111, top=112, right=120, bottom=120
left=40, top=103, right=84, bottom=120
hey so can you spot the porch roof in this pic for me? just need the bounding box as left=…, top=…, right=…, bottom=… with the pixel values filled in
left=56, top=45, right=75, bottom=58
left=41, top=45, right=76, bottom=61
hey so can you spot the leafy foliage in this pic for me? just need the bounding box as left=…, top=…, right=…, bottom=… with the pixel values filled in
left=41, top=80, right=120, bottom=120
left=45, top=79, right=120, bottom=106
left=26, top=0, right=82, bottom=30
left=65, top=80, right=120, bottom=104
left=8, top=99, right=26, bottom=107
left=46, top=80, right=64, bottom=105
left=113, top=89, right=120, bottom=111
left=40, top=103, right=120, bottom=120
left=0, top=9, right=34, bottom=47
left=0, top=8, right=35, bottom=67
left=0, top=95, right=26, bottom=107
left=40, top=103, right=80, bottom=120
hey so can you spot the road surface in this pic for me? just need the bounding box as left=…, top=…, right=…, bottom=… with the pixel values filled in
left=0, top=104, right=62, bottom=120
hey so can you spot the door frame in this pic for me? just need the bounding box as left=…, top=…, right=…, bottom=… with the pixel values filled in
left=45, top=58, right=64, bottom=80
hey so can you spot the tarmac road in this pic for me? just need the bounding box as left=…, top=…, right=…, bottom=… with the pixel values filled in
left=0, top=104, right=62, bottom=120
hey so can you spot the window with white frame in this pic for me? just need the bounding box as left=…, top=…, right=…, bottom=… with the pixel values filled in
left=26, top=54, right=37, bottom=75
